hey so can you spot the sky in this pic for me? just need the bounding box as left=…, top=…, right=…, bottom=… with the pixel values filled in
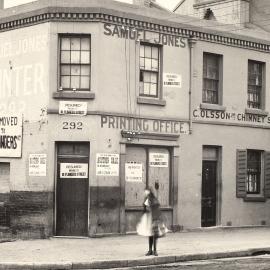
left=4, top=0, right=180, bottom=11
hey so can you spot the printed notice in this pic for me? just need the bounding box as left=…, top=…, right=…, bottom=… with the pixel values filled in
left=96, top=153, right=119, bottom=176
left=125, top=162, right=143, bottom=182
left=60, top=163, right=88, bottom=178
left=59, top=101, right=87, bottom=116
left=0, top=114, right=22, bottom=157
left=163, top=73, right=182, bottom=88
left=149, top=153, right=169, bottom=167
left=29, top=154, right=47, bottom=176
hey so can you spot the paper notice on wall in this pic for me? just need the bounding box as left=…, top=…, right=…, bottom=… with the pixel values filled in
left=0, top=114, right=22, bottom=157
left=96, top=153, right=119, bottom=176
left=149, top=153, right=169, bottom=167
left=125, top=162, right=143, bottom=182
left=60, top=163, right=88, bottom=178
left=29, top=154, right=47, bottom=176
left=163, top=73, right=182, bottom=88
left=59, top=101, right=87, bottom=116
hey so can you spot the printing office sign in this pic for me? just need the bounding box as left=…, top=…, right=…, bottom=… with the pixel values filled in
left=101, top=115, right=189, bottom=135
left=59, top=101, right=87, bottom=116
left=0, top=114, right=22, bottom=157
left=60, top=163, right=88, bottom=178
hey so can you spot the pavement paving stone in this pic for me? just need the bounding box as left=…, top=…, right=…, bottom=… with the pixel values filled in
left=0, top=228, right=269, bottom=269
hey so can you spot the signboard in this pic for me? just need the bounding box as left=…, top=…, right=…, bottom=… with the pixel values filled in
left=149, top=153, right=169, bottom=167
left=125, top=162, right=143, bottom=182
left=60, top=163, right=88, bottom=178
left=101, top=115, right=189, bottom=135
left=163, top=73, right=182, bottom=88
left=0, top=114, right=22, bottom=157
left=59, top=101, right=87, bottom=116
left=29, top=154, right=46, bottom=176
left=96, top=153, right=119, bottom=176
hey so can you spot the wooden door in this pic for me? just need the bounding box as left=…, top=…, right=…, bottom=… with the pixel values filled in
left=201, top=161, right=217, bottom=227
left=56, top=142, right=89, bottom=236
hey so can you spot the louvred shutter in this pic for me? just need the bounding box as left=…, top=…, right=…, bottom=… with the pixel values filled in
left=264, top=152, right=270, bottom=198
left=236, top=150, right=247, bottom=198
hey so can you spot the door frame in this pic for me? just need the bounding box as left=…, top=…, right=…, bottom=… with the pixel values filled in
left=201, top=146, right=222, bottom=227
left=54, top=141, right=90, bottom=236
left=119, top=141, right=179, bottom=233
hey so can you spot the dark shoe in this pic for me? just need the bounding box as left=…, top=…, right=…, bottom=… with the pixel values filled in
left=145, top=250, right=153, bottom=256
left=153, top=251, right=158, bottom=256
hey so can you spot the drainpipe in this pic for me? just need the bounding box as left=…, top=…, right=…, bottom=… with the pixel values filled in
left=188, top=38, right=197, bottom=134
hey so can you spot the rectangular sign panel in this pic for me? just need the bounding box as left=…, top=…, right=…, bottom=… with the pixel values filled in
left=59, top=101, right=87, bottom=116
left=125, top=162, right=143, bottom=182
left=0, top=114, right=22, bottom=157
left=163, top=73, right=182, bottom=88
left=29, top=154, right=47, bottom=176
left=149, top=153, right=169, bottom=167
left=60, top=163, right=88, bottom=178
left=96, top=153, right=119, bottom=176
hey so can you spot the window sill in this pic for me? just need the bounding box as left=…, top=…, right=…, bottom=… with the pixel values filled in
left=244, top=196, right=266, bottom=202
left=53, top=91, right=95, bottom=99
left=200, top=103, right=226, bottom=111
left=137, top=97, right=166, bottom=106
left=245, top=108, right=268, bottom=116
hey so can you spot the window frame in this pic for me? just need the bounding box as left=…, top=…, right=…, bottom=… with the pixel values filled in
left=247, top=60, right=265, bottom=110
left=202, top=52, right=223, bottom=105
left=58, top=34, right=91, bottom=92
left=139, top=42, right=162, bottom=99
left=246, top=149, right=263, bottom=195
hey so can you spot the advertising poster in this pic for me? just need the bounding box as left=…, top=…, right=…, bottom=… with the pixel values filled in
left=60, top=163, right=88, bottom=178
left=0, top=114, right=22, bottom=157
left=125, top=162, right=143, bottom=182
left=29, top=154, right=47, bottom=176
left=149, top=153, right=169, bottom=167
left=96, top=153, right=119, bottom=176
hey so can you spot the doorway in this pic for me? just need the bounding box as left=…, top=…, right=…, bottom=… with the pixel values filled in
left=56, top=142, right=89, bottom=236
left=201, top=146, right=220, bottom=227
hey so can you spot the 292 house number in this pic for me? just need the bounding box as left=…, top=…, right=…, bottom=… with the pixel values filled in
left=62, top=121, right=83, bottom=130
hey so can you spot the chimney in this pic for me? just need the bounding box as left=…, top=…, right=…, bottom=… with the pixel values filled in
left=133, top=0, right=155, bottom=7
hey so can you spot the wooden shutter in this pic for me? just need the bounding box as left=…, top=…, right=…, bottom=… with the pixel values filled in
left=264, top=152, right=270, bottom=198
left=236, top=150, right=247, bottom=198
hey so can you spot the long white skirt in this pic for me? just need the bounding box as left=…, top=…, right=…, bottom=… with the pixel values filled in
left=136, top=212, right=153, bottom=237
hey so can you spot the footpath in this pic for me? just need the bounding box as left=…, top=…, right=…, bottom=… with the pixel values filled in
left=0, top=227, right=270, bottom=269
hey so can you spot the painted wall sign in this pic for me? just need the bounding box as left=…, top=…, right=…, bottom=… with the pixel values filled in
left=149, top=153, right=169, bottom=167
left=0, top=114, right=22, bottom=157
left=163, top=73, right=182, bottom=88
left=101, top=115, right=189, bottom=134
left=60, top=163, right=88, bottom=178
left=59, top=101, right=87, bottom=116
left=96, top=153, right=119, bottom=176
left=103, top=23, right=187, bottom=48
left=125, top=162, right=143, bottom=182
left=29, top=154, right=46, bottom=176
left=193, top=108, right=270, bottom=126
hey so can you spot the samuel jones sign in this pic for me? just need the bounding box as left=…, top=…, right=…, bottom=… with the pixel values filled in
left=103, top=23, right=187, bottom=48
left=193, top=109, right=270, bottom=125
left=101, top=115, right=189, bottom=134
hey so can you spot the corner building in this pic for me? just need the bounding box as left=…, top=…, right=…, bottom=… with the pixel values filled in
left=0, top=0, right=270, bottom=238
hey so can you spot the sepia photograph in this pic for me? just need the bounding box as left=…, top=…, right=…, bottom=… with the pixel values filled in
left=0, top=0, right=270, bottom=269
